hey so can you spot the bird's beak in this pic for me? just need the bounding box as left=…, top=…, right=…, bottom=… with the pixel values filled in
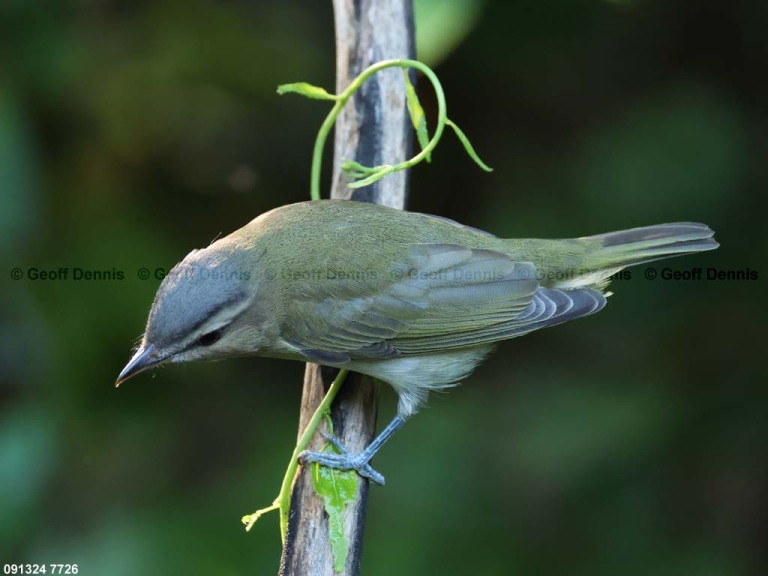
left=115, top=344, right=166, bottom=387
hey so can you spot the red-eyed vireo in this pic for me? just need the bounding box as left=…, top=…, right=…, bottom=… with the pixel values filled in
left=117, top=200, right=718, bottom=484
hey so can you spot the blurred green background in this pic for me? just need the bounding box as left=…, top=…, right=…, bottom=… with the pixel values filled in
left=1, top=0, right=766, bottom=574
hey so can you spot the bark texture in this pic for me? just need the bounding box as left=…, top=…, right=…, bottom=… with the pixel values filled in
left=279, top=1, right=414, bottom=575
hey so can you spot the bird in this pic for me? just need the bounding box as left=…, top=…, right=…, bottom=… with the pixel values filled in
left=116, top=199, right=718, bottom=484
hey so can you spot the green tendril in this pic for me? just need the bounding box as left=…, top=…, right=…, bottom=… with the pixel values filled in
left=276, top=58, right=492, bottom=200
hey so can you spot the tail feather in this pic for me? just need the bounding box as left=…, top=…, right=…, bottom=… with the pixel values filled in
left=584, top=222, right=718, bottom=269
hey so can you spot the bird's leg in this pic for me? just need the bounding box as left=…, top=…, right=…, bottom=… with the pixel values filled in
left=298, top=415, right=407, bottom=486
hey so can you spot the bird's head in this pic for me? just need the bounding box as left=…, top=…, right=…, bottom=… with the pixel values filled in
left=116, top=241, right=272, bottom=386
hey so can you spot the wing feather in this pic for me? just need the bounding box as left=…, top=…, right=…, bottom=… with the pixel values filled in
left=282, top=243, right=604, bottom=363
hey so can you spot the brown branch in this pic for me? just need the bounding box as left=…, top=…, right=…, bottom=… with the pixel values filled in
left=278, top=1, right=415, bottom=575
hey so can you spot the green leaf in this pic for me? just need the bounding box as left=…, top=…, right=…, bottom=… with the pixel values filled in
left=340, top=160, right=396, bottom=188
left=311, top=444, right=358, bottom=573
left=403, top=70, right=431, bottom=162
left=446, top=118, right=493, bottom=172
left=340, top=160, right=376, bottom=179
left=277, top=82, right=338, bottom=101
left=347, top=165, right=395, bottom=189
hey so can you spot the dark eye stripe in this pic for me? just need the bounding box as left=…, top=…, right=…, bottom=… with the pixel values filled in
left=196, top=329, right=222, bottom=347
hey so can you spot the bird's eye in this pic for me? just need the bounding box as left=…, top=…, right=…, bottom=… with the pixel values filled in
left=196, top=329, right=222, bottom=347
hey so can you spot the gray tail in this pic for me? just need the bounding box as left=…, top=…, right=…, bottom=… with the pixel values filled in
left=584, top=222, right=719, bottom=269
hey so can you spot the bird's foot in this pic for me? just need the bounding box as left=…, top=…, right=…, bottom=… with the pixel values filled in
left=298, top=433, right=386, bottom=485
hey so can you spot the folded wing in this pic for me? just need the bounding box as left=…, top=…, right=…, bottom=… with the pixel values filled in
left=282, top=244, right=605, bottom=363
